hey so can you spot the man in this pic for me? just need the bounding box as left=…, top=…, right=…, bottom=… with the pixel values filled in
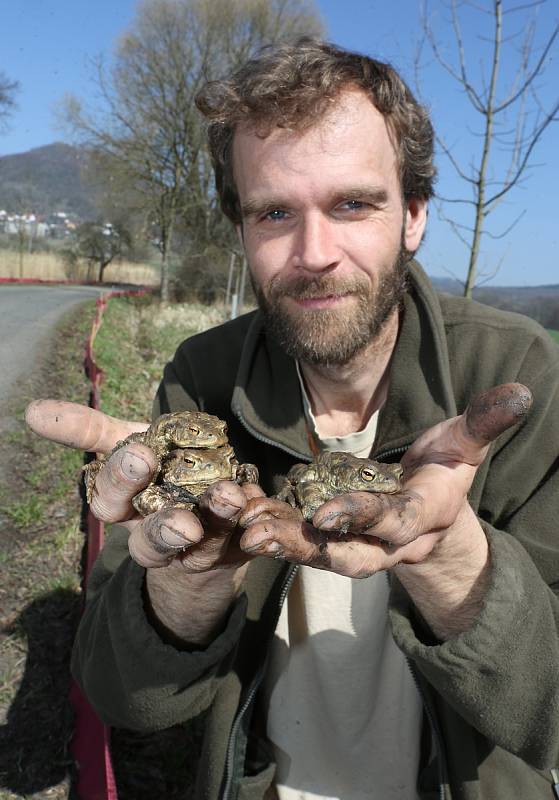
left=26, top=40, right=559, bottom=799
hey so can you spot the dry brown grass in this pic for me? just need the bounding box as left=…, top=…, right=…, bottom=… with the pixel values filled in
left=0, top=250, right=159, bottom=286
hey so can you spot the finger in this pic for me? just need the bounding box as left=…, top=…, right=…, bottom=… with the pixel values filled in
left=25, top=399, right=149, bottom=453
left=401, top=383, right=533, bottom=476
left=241, top=483, right=266, bottom=501
left=464, top=382, right=532, bottom=444
left=312, top=489, right=428, bottom=547
left=90, top=443, right=159, bottom=522
left=240, top=516, right=405, bottom=577
left=239, top=496, right=303, bottom=527
left=124, top=508, right=204, bottom=568
left=199, top=480, right=264, bottom=530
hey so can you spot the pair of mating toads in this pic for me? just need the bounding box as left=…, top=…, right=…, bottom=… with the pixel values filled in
left=83, top=410, right=403, bottom=522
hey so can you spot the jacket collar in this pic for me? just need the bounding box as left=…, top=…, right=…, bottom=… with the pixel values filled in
left=231, top=261, right=457, bottom=461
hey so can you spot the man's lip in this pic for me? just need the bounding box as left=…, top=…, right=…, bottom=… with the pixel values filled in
left=288, top=294, right=351, bottom=309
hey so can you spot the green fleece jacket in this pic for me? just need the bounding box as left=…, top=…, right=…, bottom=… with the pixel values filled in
left=72, top=263, right=559, bottom=800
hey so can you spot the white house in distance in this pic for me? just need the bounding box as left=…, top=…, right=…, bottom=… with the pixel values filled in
left=0, top=209, right=78, bottom=238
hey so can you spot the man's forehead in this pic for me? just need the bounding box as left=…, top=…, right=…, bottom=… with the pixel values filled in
left=234, top=87, right=387, bottom=145
left=232, top=88, right=399, bottom=188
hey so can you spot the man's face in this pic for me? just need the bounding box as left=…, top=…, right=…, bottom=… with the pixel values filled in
left=233, top=89, right=427, bottom=365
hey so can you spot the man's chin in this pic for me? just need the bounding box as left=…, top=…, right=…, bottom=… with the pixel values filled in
left=263, top=306, right=374, bottom=366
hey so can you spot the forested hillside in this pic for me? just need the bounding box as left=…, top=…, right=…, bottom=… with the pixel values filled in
left=0, top=142, right=95, bottom=218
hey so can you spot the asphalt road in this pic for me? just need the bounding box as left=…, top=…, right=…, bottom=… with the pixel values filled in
left=0, top=284, right=104, bottom=413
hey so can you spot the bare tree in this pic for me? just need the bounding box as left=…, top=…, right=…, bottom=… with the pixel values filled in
left=61, top=0, right=323, bottom=302
left=71, top=221, right=133, bottom=283
left=418, top=0, right=559, bottom=297
left=0, top=71, right=19, bottom=132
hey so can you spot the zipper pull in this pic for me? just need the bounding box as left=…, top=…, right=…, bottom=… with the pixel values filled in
left=551, top=768, right=559, bottom=799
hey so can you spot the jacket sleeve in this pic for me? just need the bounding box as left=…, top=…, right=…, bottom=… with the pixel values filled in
left=71, top=350, right=248, bottom=730
left=72, top=525, right=248, bottom=729
left=389, top=330, right=559, bottom=770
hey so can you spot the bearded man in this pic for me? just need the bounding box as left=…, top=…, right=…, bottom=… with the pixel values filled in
left=27, top=40, right=559, bottom=799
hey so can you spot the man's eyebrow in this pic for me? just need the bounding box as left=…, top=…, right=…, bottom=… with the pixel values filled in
left=240, top=197, right=289, bottom=219
left=240, top=186, right=390, bottom=219
left=333, top=186, right=389, bottom=205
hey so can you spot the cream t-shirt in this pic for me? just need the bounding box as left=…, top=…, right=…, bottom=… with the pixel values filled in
left=261, top=366, right=422, bottom=800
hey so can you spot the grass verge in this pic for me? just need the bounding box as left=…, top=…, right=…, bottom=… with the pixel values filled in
left=83, top=295, right=227, bottom=800
left=92, top=295, right=226, bottom=420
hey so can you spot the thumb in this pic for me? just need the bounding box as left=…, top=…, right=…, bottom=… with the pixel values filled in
left=463, top=382, right=532, bottom=445
left=402, top=382, right=533, bottom=472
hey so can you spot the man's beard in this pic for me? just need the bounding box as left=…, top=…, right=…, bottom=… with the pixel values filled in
left=253, top=249, right=411, bottom=367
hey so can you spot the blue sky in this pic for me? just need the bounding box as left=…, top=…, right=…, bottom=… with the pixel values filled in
left=1, top=0, right=558, bottom=287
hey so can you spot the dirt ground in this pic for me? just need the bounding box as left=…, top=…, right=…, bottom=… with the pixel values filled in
left=0, top=301, right=202, bottom=800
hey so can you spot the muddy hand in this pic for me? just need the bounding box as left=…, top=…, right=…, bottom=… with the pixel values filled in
left=25, top=399, right=154, bottom=521
left=25, top=399, right=264, bottom=571
left=126, top=479, right=264, bottom=570
left=239, top=383, right=532, bottom=577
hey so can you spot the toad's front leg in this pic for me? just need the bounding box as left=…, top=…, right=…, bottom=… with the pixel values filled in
left=235, top=462, right=259, bottom=486
left=296, top=480, right=331, bottom=522
left=132, top=484, right=198, bottom=516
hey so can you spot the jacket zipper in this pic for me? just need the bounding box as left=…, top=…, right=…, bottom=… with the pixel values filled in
left=406, top=655, right=448, bottom=800
left=376, top=447, right=448, bottom=800
left=233, top=405, right=311, bottom=463
left=228, top=415, right=447, bottom=798
left=222, top=563, right=299, bottom=800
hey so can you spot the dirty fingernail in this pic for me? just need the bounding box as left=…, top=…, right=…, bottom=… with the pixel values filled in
left=242, top=536, right=276, bottom=554
left=315, top=512, right=351, bottom=531
left=121, top=452, right=150, bottom=480
left=160, top=525, right=192, bottom=549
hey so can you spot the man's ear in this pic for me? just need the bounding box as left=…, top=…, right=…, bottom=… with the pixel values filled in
left=404, top=198, right=428, bottom=252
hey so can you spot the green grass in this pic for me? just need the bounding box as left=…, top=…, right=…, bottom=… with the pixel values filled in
left=84, top=294, right=225, bottom=800
left=93, top=295, right=226, bottom=417
left=5, top=497, right=46, bottom=527
left=548, top=329, right=559, bottom=343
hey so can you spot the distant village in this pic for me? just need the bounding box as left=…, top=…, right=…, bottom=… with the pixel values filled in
left=0, top=209, right=80, bottom=239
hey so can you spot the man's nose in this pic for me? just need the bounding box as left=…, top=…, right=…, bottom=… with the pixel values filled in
left=293, top=213, right=340, bottom=273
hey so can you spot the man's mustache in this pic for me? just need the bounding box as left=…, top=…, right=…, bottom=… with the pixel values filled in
left=268, top=275, right=368, bottom=301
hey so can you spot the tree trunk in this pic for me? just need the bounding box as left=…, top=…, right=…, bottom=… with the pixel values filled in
left=160, top=245, right=170, bottom=304
left=99, top=259, right=109, bottom=283
left=463, top=0, right=502, bottom=299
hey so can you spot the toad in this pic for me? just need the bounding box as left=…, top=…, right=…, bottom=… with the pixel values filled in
left=133, top=444, right=259, bottom=516
left=83, top=410, right=258, bottom=515
left=276, top=451, right=403, bottom=521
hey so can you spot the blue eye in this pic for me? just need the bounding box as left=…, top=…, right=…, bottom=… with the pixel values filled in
left=344, top=200, right=366, bottom=210
left=265, top=209, right=287, bottom=221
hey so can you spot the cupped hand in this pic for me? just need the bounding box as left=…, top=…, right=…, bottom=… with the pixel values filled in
left=25, top=399, right=262, bottom=572
left=238, top=383, right=532, bottom=578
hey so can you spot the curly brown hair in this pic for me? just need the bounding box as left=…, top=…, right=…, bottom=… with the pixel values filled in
left=195, top=38, right=436, bottom=224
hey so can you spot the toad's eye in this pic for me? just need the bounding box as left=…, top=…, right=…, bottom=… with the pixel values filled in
left=188, top=426, right=200, bottom=435
left=183, top=457, right=196, bottom=467
left=360, top=468, right=377, bottom=481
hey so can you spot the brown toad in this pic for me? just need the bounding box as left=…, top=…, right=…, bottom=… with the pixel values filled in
left=133, top=444, right=259, bottom=516
left=83, top=410, right=258, bottom=515
left=276, top=451, right=403, bottom=521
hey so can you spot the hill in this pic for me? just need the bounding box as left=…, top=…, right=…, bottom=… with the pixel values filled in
left=0, top=142, right=96, bottom=218
left=431, top=277, right=559, bottom=331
